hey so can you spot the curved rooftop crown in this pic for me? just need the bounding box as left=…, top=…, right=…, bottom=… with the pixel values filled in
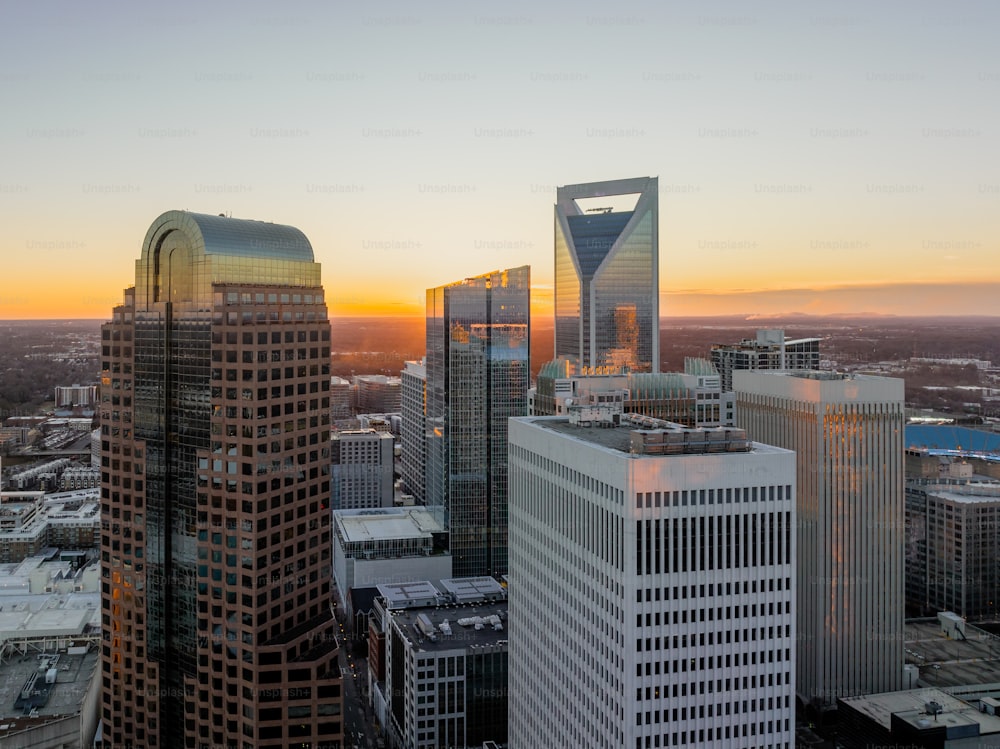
left=142, top=210, right=314, bottom=263
left=135, top=210, right=321, bottom=308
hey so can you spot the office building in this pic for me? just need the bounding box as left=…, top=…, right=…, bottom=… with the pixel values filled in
left=906, top=475, right=1000, bottom=620
left=400, top=359, right=427, bottom=503
left=370, top=577, right=508, bottom=749
left=329, top=375, right=353, bottom=421
left=100, top=211, right=341, bottom=749
left=554, top=176, right=659, bottom=372
left=354, top=374, right=402, bottom=415
left=425, top=266, right=529, bottom=578
left=711, top=329, right=821, bottom=391
left=735, top=371, right=905, bottom=708
left=331, top=429, right=394, bottom=510
left=508, top=412, right=796, bottom=748
left=331, top=507, right=450, bottom=620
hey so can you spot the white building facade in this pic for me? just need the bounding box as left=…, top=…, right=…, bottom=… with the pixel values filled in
left=331, top=429, right=395, bottom=510
left=735, top=371, right=905, bottom=709
left=508, top=414, right=796, bottom=749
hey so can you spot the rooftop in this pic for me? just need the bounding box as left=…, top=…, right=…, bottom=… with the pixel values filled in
left=389, top=599, right=509, bottom=654
left=0, top=649, right=99, bottom=725
left=523, top=414, right=781, bottom=459
left=840, top=687, right=1000, bottom=734
left=334, top=507, right=445, bottom=543
left=906, top=619, right=1000, bottom=689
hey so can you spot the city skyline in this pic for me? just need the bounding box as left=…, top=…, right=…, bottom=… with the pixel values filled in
left=2, top=2, right=998, bottom=320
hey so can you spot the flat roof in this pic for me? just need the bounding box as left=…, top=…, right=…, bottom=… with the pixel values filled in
left=0, top=594, right=99, bottom=643
left=523, top=416, right=787, bottom=458
left=377, top=581, right=440, bottom=607
left=841, top=687, right=1000, bottom=734
left=906, top=620, right=1000, bottom=688
left=438, top=577, right=505, bottom=602
left=390, top=599, right=509, bottom=654
left=0, top=650, right=99, bottom=723
left=334, top=507, right=444, bottom=543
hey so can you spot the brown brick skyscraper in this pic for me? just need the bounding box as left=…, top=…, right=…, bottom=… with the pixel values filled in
left=100, top=211, right=341, bottom=749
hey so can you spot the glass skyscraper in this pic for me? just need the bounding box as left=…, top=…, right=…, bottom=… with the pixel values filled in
left=555, top=176, right=659, bottom=372
left=425, top=266, right=529, bottom=578
left=100, top=211, right=341, bottom=749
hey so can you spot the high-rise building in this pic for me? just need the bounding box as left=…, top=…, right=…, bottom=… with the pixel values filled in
left=425, top=266, right=529, bottom=578
left=735, top=370, right=905, bottom=709
left=100, top=211, right=341, bottom=749
left=508, top=412, right=797, bottom=749
left=554, top=176, right=659, bottom=372
left=331, top=428, right=394, bottom=510
left=711, top=329, right=821, bottom=391
left=400, top=359, right=427, bottom=502
left=906, top=474, right=1000, bottom=620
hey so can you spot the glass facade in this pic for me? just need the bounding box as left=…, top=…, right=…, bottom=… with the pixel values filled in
left=425, top=267, right=529, bottom=577
left=554, top=177, right=659, bottom=372
left=101, top=211, right=341, bottom=749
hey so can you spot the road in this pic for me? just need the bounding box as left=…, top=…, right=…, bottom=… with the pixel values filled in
left=338, top=620, right=384, bottom=749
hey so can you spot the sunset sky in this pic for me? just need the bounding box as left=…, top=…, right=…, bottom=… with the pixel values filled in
left=1, top=0, right=997, bottom=319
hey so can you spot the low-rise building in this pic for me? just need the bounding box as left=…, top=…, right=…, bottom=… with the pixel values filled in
left=332, top=508, right=450, bottom=620
left=370, top=577, right=508, bottom=749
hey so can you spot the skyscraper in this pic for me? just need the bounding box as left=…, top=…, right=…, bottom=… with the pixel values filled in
left=555, top=176, right=659, bottom=372
left=400, top=359, right=427, bottom=502
left=735, top=370, right=905, bottom=709
left=508, top=412, right=797, bottom=748
left=425, top=266, right=529, bottom=578
left=100, top=211, right=341, bottom=749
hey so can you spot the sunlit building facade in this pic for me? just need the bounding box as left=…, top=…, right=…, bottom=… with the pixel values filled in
left=508, top=413, right=797, bottom=748
left=735, top=371, right=905, bottom=709
left=400, top=359, right=427, bottom=503
left=100, top=211, right=341, bottom=749
left=425, top=267, right=529, bottom=578
left=555, top=176, right=659, bottom=372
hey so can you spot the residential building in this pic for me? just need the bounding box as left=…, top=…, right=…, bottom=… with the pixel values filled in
left=331, top=429, right=394, bottom=510
left=100, top=210, right=341, bottom=749
left=55, top=384, right=98, bottom=409
left=554, top=176, right=659, bottom=372
left=735, top=370, right=905, bottom=709
left=508, top=412, right=797, bottom=748
left=425, top=266, right=529, bottom=578
left=0, top=489, right=100, bottom=561
left=906, top=475, right=1000, bottom=620
left=711, top=329, right=821, bottom=391
left=400, top=359, right=427, bottom=503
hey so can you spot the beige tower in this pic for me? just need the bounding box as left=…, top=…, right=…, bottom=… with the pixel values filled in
left=735, top=371, right=905, bottom=710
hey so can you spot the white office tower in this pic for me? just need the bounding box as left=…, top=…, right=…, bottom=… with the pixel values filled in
left=734, top=371, right=905, bottom=710
left=508, top=412, right=796, bottom=749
